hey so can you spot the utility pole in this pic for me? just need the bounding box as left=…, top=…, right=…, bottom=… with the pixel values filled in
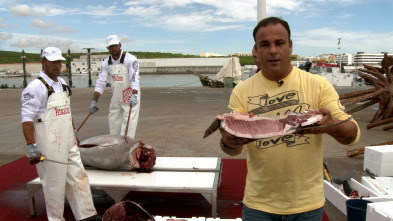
left=67, top=49, right=73, bottom=87
left=83, top=48, right=94, bottom=87
left=22, top=50, right=27, bottom=88
left=41, top=49, right=43, bottom=70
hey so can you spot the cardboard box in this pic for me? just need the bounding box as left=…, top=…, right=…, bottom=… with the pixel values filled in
left=364, top=145, right=393, bottom=176
left=361, top=176, right=393, bottom=197
left=324, top=179, right=393, bottom=215
left=366, top=201, right=393, bottom=221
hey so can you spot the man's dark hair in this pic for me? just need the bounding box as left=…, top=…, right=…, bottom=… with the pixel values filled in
left=253, top=17, right=291, bottom=42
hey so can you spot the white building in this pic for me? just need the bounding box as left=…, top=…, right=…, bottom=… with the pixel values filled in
left=336, top=53, right=354, bottom=65
left=71, top=55, right=233, bottom=75
left=353, top=52, right=392, bottom=66
left=71, top=54, right=107, bottom=74
left=199, top=52, right=226, bottom=57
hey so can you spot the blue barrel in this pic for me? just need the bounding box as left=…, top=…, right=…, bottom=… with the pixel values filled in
left=346, top=199, right=372, bottom=221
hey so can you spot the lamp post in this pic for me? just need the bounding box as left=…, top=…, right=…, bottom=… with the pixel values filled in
left=22, top=50, right=27, bottom=88
left=67, top=49, right=73, bottom=87
left=83, top=48, right=94, bottom=87
left=41, top=49, right=44, bottom=70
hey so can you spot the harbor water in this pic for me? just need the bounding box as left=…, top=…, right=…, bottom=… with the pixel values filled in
left=0, top=73, right=250, bottom=88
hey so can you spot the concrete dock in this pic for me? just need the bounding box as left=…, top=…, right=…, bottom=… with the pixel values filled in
left=0, top=85, right=389, bottom=220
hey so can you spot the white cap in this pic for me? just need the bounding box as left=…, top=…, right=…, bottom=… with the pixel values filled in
left=41, top=47, right=66, bottom=61
left=106, top=35, right=120, bottom=47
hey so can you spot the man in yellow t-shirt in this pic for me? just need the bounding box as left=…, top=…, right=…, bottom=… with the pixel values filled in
left=219, top=17, right=360, bottom=220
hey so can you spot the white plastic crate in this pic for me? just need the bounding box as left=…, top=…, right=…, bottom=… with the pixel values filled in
left=324, top=179, right=393, bottom=215
left=206, top=219, right=242, bottom=221
left=366, top=201, right=393, bottom=221
left=154, top=217, right=206, bottom=221
left=361, top=176, right=393, bottom=197
left=364, top=145, right=393, bottom=176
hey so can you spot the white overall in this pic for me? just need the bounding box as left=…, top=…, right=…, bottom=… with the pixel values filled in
left=34, top=92, right=96, bottom=221
left=108, top=62, right=140, bottom=138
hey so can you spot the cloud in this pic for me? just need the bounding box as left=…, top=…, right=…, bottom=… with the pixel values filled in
left=0, top=32, right=12, bottom=41
left=119, top=35, right=134, bottom=43
left=85, top=5, right=119, bottom=16
left=31, top=18, right=55, bottom=28
left=54, top=26, right=77, bottom=33
left=293, top=27, right=393, bottom=56
left=9, top=4, right=42, bottom=17
left=0, top=17, right=12, bottom=28
left=11, top=36, right=83, bottom=52
left=123, top=5, right=161, bottom=16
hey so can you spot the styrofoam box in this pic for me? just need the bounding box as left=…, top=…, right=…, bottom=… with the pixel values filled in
left=364, top=145, right=393, bottom=176
left=206, top=219, right=242, bottom=221
left=324, top=179, right=393, bottom=216
left=153, top=217, right=242, bottom=221
left=366, top=201, right=393, bottom=221
left=154, top=216, right=206, bottom=221
left=361, top=176, right=393, bottom=197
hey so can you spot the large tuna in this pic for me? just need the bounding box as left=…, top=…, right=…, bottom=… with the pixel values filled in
left=79, top=135, right=156, bottom=171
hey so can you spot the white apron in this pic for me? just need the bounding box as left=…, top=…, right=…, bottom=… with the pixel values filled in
left=34, top=92, right=96, bottom=221
left=108, top=62, right=140, bottom=138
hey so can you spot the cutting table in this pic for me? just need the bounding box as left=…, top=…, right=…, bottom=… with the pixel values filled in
left=27, top=157, right=222, bottom=217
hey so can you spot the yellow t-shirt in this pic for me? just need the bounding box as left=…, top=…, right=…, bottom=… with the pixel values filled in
left=228, top=67, right=359, bottom=214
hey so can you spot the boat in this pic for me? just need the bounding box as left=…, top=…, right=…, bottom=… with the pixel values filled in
left=215, top=57, right=244, bottom=87
left=310, top=63, right=354, bottom=87
left=186, top=70, right=213, bottom=86
left=187, top=57, right=243, bottom=88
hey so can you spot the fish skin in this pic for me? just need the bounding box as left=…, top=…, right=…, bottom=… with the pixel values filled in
left=79, top=135, right=156, bottom=171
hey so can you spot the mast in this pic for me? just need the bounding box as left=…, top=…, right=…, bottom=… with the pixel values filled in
left=257, top=0, right=267, bottom=22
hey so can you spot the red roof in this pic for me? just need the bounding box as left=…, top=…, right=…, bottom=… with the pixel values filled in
left=314, top=62, right=340, bottom=67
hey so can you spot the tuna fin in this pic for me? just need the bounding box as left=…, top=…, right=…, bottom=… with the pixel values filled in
left=203, top=118, right=221, bottom=138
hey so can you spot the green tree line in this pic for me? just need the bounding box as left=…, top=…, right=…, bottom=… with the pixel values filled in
left=0, top=50, right=256, bottom=66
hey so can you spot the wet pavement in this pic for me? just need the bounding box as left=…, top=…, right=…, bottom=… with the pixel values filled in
left=1, top=85, right=389, bottom=221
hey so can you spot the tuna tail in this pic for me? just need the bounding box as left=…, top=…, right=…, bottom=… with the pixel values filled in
left=203, top=118, right=221, bottom=138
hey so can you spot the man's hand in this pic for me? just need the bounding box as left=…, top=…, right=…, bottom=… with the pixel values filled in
left=129, top=94, right=138, bottom=107
left=294, top=108, right=358, bottom=145
left=90, top=100, right=99, bottom=114
left=220, top=128, right=253, bottom=148
left=219, top=128, right=255, bottom=156
left=27, top=144, right=42, bottom=165
left=74, top=129, right=80, bottom=146
left=294, top=108, right=335, bottom=135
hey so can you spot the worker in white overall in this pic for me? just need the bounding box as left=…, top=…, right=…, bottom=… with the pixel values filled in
left=21, top=47, right=101, bottom=221
left=90, top=34, right=140, bottom=138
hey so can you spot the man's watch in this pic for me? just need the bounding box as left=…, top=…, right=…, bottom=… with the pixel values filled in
left=220, top=139, right=239, bottom=150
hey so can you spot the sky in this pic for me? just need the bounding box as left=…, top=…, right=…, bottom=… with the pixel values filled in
left=0, top=0, right=393, bottom=57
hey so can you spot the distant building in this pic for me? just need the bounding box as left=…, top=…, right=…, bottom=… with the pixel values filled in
left=0, top=63, right=50, bottom=76
left=71, top=54, right=107, bottom=74
left=70, top=54, right=233, bottom=74
left=336, top=53, right=354, bottom=65
left=353, top=52, right=392, bottom=66
left=199, top=52, right=226, bottom=57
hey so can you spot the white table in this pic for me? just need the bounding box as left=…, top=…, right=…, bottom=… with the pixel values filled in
left=27, top=157, right=222, bottom=217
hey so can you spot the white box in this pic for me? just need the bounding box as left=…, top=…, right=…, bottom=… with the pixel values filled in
left=154, top=217, right=206, bottom=221
left=324, top=179, right=393, bottom=215
left=366, top=201, right=393, bottom=221
left=206, top=219, right=242, bottom=221
left=361, top=176, right=393, bottom=197
left=364, top=145, right=393, bottom=176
